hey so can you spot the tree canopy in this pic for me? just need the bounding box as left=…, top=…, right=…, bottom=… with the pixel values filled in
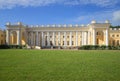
left=110, top=25, right=120, bottom=28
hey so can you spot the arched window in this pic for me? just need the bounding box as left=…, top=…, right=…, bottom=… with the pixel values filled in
left=10, top=31, right=17, bottom=45
left=97, top=32, right=99, bottom=35
left=112, top=40, right=115, bottom=46
left=117, top=40, right=119, bottom=45
left=97, top=38, right=99, bottom=44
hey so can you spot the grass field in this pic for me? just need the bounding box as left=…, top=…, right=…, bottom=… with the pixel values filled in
left=0, top=49, right=120, bottom=81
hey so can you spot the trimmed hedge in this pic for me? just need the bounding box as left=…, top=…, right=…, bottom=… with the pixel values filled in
left=79, top=45, right=120, bottom=50
left=0, top=45, right=10, bottom=49
left=0, top=45, right=120, bottom=50
left=0, top=45, right=26, bottom=49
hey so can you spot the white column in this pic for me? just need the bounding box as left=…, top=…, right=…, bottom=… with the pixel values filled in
left=33, top=32, right=36, bottom=46
left=93, top=29, right=96, bottom=45
left=87, top=32, right=88, bottom=45
left=36, top=32, right=38, bottom=46
left=24, top=32, right=27, bottom=45
left=80, top=32, right=82, bottom=46
left=29, top=33, right=31, bottom=45
left=76, top=31, right=78, bottom=46
left=64, top=32, right=66, bottom=46
left=88, top=31, right=90, bottom=45
left=17, top=31, right=20, bottom=45
left=6, top=30, right=10, bottom=45
left=70, top=32, right=72, bottom=46
left=53, top=32, right=55, bottom=46
left=31, top=32, right=34, bottom=46
left=58, top=32, right=60, bottom=46
left=106, top=29, right=109, bottom=46
left=38, top=32, right=40, bottom=46
left=27, top=32, right=29, bottom=45
left=42, top=32, right=44, bottom=46
left=82, top=32, right=84, bottom=45
left=47, top=32, right=50, bottom=46
left=84, top=32, right=86, bottom=45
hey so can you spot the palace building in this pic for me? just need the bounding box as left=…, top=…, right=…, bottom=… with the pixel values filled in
left=3, top=20, right=120, bottom=49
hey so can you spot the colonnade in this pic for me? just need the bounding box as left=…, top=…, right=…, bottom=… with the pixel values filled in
left=6, top=29, right=109, bottom=47
left=27, top=31, right=92, bottom=47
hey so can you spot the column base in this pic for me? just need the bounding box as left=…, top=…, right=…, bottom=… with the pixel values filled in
left=35, top=46, right=41, bottom=49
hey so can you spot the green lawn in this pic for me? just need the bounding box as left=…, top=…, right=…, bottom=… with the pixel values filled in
left=0, top=50, right=120, bottom=81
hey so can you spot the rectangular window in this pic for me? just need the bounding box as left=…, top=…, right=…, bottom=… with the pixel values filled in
left=50, top=36, right=52, bottom=38
left=72, top=41, right=74, bottom=45
left=1, top=40, right=3, bottom=44
left=117, top=40, right=119, bottom=45
left=63, top=41, right=64, bottom=45
left=112, top=40, right=115, bottom=46
left=55, top=41, right=56, bottom=45
left=97, top=39, right=99, bottom=44
left=45, top=41, right=47, bottom=46
left=50, top=41, right=52, bottom=46
left=67, top=41, right=69, bottom=45
left=46, top=36, right=47, bottom=39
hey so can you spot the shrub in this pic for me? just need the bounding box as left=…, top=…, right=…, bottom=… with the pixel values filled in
left=100, top=45, right=106, bottom=50
left=116, top=46, right=120, bottom=50
left=0, top=45, right=27, bottom=49
left=80, top=45, right=120, bottom=50
left=0, top=45, right=10, bottom=49
left=80, top=45, right=100, bottom=50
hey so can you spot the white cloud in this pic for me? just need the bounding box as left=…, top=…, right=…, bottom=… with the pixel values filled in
left=0, top=0, right=119, bottom=9
left=113, top=10, right=120, bottom=21
left=65, top=0, right=118, bottom=7
left=72, top=10, right=120, bottom=25
left=73, top=11, right=112, bottom=23
left=0, top=0, right=61, bottom=9
left=111, top=10, right=120, bottom=25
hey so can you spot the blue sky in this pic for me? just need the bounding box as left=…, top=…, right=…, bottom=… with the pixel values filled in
left=0, top=0, right=120, bottom=29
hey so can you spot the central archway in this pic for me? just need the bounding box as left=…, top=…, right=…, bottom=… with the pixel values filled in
left=96, top=31, right=104, bottom=45
left=10, top=31, right=17, bottom=45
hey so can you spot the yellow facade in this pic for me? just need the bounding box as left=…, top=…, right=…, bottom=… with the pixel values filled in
left=5, top=21, right=120, bottom=48
left=0, top=30, right=6, bottom=45
left=109, top=28, right=120, bottom=46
